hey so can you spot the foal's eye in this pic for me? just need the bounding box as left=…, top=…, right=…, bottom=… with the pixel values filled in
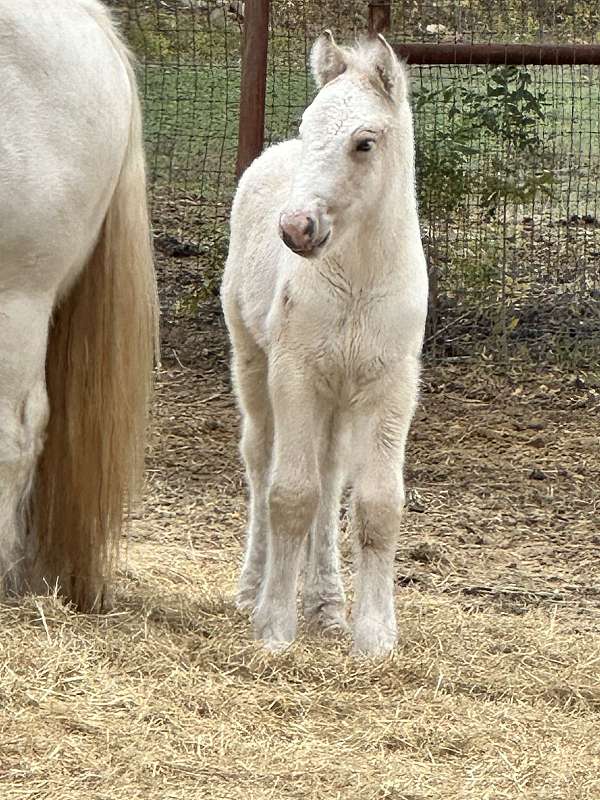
left=355, top=138, right=375, bottom=153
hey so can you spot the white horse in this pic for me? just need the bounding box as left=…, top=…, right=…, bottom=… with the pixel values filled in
left=0, top=0, right=158, bottom=610
left=222, top=33, right=428, bottom=655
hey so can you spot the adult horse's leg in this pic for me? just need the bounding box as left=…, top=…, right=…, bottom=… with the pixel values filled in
left=303, top=414, right=348, bottom=636
left=226, top=311, right=273, bottom=611
left=0, top=294, right=51, bottom=592
left=349, top=362, right=419, bottom=657
left=254, top=362, right=324, bottom=650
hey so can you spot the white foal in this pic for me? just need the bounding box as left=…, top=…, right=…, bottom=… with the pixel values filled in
left=0, top=1, right=158, bottom=609
left=221, top=32, right=428, bottom=655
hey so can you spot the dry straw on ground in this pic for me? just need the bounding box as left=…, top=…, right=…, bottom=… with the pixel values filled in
left=1, top=305, right=599, bottom=799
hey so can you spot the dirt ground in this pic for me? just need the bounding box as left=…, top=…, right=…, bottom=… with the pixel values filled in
left=1, top=295, right=599, bottom=800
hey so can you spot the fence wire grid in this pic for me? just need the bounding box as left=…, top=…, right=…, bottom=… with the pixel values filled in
left=115, top=1, right=600, bottom=367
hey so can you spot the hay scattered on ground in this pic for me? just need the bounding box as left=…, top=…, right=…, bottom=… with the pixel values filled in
left=1, top=306, right=599, bottom=799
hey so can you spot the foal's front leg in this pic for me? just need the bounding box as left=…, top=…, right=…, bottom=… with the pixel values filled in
left=237, top=405, right=272, bottom=611
left=350, top=382, right=417, bottom=657
left=225, top=313, right=273, bottom=612
left=253, top=365, right=323, bottom=651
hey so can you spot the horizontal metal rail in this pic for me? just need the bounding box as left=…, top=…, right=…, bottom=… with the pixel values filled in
left=393, top=42, right=600, bottom=66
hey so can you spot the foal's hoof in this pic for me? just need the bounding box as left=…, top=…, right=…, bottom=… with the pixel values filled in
left=351, top=618, right=397, bottom=658
left=235, top=592, right=257, bottom=615
left=305, top=603, right=349, bottom=638
left=253, top=606, right=296, bottom=653
left=254, top=622, right=295, bottom=653
left=260, top=637, right=293, bottom=654
left=235, top=582, right=261, bottom=614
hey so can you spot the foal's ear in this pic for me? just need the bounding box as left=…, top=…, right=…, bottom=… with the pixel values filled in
left=370, top=34, right=406, bottom=101
left=310, top=30, right=347, bottom=88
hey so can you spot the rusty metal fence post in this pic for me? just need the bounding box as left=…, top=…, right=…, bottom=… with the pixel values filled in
left=368, top=0, right=391, bottom=34
left=236, top=0, right=271, bottom=179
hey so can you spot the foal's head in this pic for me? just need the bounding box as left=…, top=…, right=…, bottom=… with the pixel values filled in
left=279, top=32, right=409, bottom=259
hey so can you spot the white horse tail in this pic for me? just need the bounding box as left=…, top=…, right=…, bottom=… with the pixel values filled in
left=32, top=19, right=159, bottom=610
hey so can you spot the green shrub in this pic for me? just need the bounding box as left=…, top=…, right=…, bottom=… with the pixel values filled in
left=413, top=66, right=554, bottom=219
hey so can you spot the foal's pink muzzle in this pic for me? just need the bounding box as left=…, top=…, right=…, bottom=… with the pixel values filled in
left=279, top=210, right=331, bottom=257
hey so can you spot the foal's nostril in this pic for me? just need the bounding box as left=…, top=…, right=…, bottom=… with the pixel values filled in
left=303, top=216, right=315, bottom=238
left=281, top=229, right=299, bottom=252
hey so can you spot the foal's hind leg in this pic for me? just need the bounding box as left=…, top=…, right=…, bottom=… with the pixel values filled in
left=303, top=415, right=348, bottom=636
left=0, top=294, right=51, bottom=593
left=228, top=319, right=273, bottom=612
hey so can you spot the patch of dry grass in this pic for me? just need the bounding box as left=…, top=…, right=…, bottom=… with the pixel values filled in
left=1, top=347, right=599, bottom=799
left=1, top=544, right=600, bottom=799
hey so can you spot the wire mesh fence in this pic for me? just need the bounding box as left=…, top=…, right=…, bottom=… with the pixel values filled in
left=116, top=1, right=243, bottom=304
left=414, top=61, right=599, bottom=363
left=116, top=1, right=600, bottom=366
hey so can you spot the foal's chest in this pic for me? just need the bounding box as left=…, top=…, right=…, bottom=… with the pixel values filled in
left=308, top=295, right=397, bottom=403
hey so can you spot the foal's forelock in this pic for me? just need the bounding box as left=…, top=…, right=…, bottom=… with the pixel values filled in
left=301, top=82, right=393, bottom=148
